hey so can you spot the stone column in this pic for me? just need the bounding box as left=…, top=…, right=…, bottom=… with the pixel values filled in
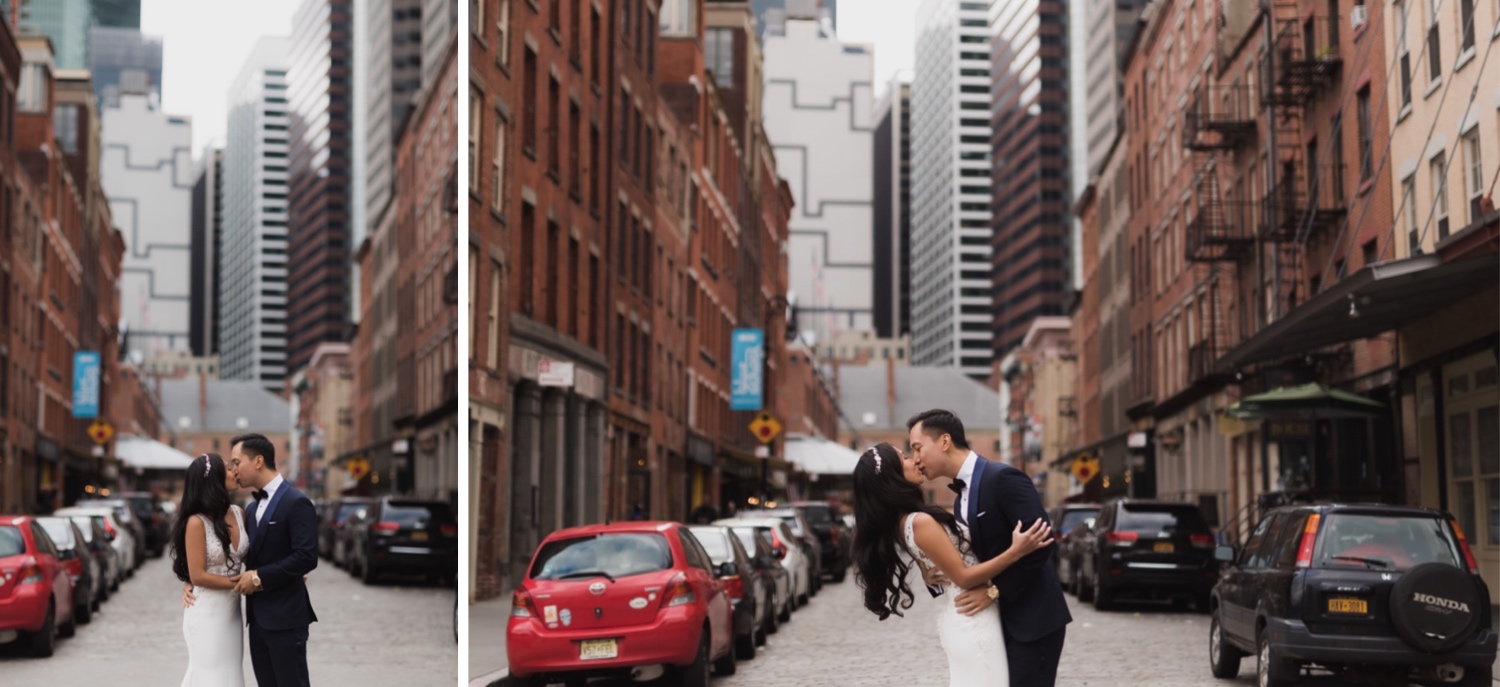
left=508, top=384, right=542, bottom=584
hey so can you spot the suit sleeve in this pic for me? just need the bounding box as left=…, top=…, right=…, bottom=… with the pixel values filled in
left=257, top=496, right=319, bottom=589
left=991, top=467, right=1053, bottom=571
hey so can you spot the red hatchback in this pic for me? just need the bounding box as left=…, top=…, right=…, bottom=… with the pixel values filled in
left=0, top=515, right=76, bottom=657
left=507, top=522, right=737, bottom=687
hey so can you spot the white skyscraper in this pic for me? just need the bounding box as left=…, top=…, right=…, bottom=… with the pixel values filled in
left=761, top=12, right=875, bottom=343
left=219, top=37, right=292, bottom=391
left=101, top=91, right=194, bottom=357
left=909, top=0, right=993, bottom=377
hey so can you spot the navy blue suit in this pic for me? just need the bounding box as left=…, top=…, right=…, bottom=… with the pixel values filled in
left=966, top=456, right=1071, bottom=687
left=245, top=481, right=319, bottom=687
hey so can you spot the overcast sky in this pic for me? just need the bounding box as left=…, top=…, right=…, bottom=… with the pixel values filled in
left=838, top=0, right=922, bottom=96
left=141, top=0, right=300, bottom=152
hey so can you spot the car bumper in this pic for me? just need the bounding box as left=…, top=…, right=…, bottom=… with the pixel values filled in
left=1103, top=565, right=1217, bottom=592
left=0, top=585, right=54, bottom=633
left=368, top=546, right=456, bottom=571
left=506, top=606, right=704, bottom=677
left=1268, top=618, right=1499, bottom=667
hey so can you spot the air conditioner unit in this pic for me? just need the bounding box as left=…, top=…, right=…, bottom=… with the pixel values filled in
left=1350, top=5, right=1368, bottom=30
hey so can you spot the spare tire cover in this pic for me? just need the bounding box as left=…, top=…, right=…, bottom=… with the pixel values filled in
left=1389, top=562, right=1483, bottom=654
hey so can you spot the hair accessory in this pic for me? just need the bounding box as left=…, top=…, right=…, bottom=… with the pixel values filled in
left=201, top=454, right=212, bottom=477
left=868, top=448, right=882, bottom=474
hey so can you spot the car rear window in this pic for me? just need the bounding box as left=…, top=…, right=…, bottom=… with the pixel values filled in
left=531, top=533, right=673, bottom=580
left=69, top=518, right=96, bottom=543
left=1058, top=509, right=1099, bottom=534
left=731, top=528, right=760, bottom=553
left=383, top=502, right=454, bottom=527
left=1117, top=505, right=1210, bottom=533
left=0, top=526, right=23, bottom=557
left=800, top=505, right=832, bottom=524
left=1314, top=514, right=1464, bottom=571
left=689, top=529, right=732, bottom=563
left=335, top=502, right=367, bottom=522
left=36, top=519, right=75, bottom=549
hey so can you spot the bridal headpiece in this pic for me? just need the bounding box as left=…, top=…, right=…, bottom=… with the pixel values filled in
left=865, top=448, right=881, bottom=474
left=201, top=454, right=211, bottom=477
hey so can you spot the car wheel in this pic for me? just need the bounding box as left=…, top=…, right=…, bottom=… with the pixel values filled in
left=766, top=595, right=780, bottom=634
left=1257, top=626, right=1295, bottom=687
left=713, top=626, right=738, bottom=676
left=28, top=600, right=56, bottom=658
left=831, top=567, right=847, bottom=584
left=780, top=594, right=793, bottom=623
left=58, top=601, right=76, bottom=639
left=1208, top=612, right=1243, bottom=679
left=736, top=623, right=757, bottom=659
left=1091, top=571, right=1112, bottom=611
left=508, top=676, right=539, bottom=687
left=76, top=595, right=92, bottom=625
left=676, top=629, right=712, bottom=687
left=362, top=560, right=378, bottom=586
left=1076, top=562, right=1094, bottom=602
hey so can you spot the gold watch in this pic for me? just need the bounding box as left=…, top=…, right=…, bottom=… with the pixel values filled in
left=252, top=574, right=262, bottom=589
left=986, top=584, right=999, bottom=601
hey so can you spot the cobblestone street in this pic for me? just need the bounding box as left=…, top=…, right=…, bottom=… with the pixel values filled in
left=0, top=554, right=458, bottom=686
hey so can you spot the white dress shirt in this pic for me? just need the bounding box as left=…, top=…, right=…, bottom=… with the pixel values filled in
left=256, top=474, right=285, bottom=525
left=955, top=451, right=980, bottom=523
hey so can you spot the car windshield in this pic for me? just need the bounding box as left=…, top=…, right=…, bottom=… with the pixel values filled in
left=531, top=533, right=673, bottom=581
left=383, top=502, right=453, bottom=527
left=799, top=506, right=832, bottom=525
left=0, top=526, right=23, bottom=556
left=1058, top=509, right=1100, bottom=535
left=689, top=529, right=733, bottom=564
left=36, top=519, right=75, bottom=548
left=335, top=503, right=367, bottom=522
left=1118, top=506, right=1209, bottom=533
left=1314, top=513, right=1464, bottom=571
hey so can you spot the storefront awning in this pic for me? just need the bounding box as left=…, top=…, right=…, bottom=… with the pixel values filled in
left=1216, top=254, right=1498, bottom=371
left=784, top=436, right=860, bottom=476
left=115, top=434, right=195, bottom=471
left=1225, top=383, right=1386, bottom=420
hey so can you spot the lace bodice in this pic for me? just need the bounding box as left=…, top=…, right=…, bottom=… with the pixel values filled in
left=903, top=513, right=975, bottom=584
left=198, top=506, right=249, bottom=578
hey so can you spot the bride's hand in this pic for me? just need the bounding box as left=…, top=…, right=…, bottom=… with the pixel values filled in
left=182, top=582, right=196, bottom=609
left=1007, top=519, right=1054, bottom=556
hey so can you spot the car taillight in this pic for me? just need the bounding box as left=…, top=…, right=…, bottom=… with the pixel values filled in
left=1106, top=532, right=1139, bottom=547
left=20, top=558, right=42, bottom=585
left=372, top=522, right=400, bottom=534
left=103, top=520, right=116, bottom=539
left=663, top=573, right=696, bottom=608
left=1295, top=513, right=1322, bottom=568
left=440, top=524, right=458, bottom=536
left=830, top=527, right=841, bottom=546
left=1450, top=519, right=1481, bottom=574
left=721, top=574, right=744, bottom=601
left=511, top=589, right=538, bottom=618
left=1190, top=534, right=1214, bottom=549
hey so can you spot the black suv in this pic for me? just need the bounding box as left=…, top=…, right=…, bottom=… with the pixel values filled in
left=788, top=501, right=850, bottom=583
left=1208, top=503, right=1496, bottom=687
left=1074, top=499, right=1218, bottom=610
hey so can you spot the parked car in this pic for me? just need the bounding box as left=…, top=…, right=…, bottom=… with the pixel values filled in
left=35, top=517, right=96, bottom=625
left=1208, top=503, right=1496, bottom=687
left=116, top=492, right=169, bottom=558
left=728, top=523, right=792, bottom=627
left=332, top=503, right=370, bottom=570
left=746, top=508, right=823, bottom=594
left=54, top=507, right=136, bottom=582
left=318, top=497, right=371, bottom=559
left=1073, top=499, right=1218, bottom=611
left=349, top=498, right=457, bottom=586
left=688, top=525, right=769, bottom=659
left=62, top=514, right=116, bottom=600
left=1048, top=503, right=1100, bottom=591
left=506, top=521, right=738, bottom=686
left=721, top=517, right=811, bottom=607
left=788, top=501, right=851, bottom=583
left=0, top=515, right=77, bottom=657
left=76, top=498, right=147, bottom=570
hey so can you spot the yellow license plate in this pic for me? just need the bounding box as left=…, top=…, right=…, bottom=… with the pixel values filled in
left=1153, top=542, right=1175, bottom=553
left=1327, top=597, right=1368, bottom=614
left=411, top=531, right=429, bottom=541
left=579, top=639, right=618, bottom=661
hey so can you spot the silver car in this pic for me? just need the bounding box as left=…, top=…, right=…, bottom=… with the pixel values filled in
left=720, top=517, right=812, bottom=607
left=55, top=507, right=136, bottom=584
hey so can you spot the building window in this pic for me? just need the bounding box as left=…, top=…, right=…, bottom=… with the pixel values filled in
left=498, top=0, right=510, bottom=68
left=470, top=250, right=479, bottom=353
left=646, top=8, right=657, bottom=75
left=523, top=48, right=538, bottom=154
left=590, top=123, right=602, bottom=211
left=1461, top=0, right=1477, bottom=52
left=1356, top=88, right=1373, bottom=181
left=569, top=101, right=582, bottom=198
left=521, top=202, right=536, bottom=315
left=591, top=7, right=602, bottom=86
left=1429, top=0, right=1443, bottom=81
left=589, top=254, right=601, bottom=347
left=706, top=28, right=734, bottom=87
left=661, top=0, right=695, bottom=36
left=489, top=259, right=502, bottom=368
left=1397, top=0, right=1412, bottom=107
left=619, top=89, right=631, bottom=164
left=570, top=0, right=582, bottom=64
left=550, top=0, right=561, bottom=33
left=548, top=76, right=561, bottom=177
left=469, top=91, right=482, bottom=193
left=1403, top=176, right=1420, bottom=253
left=1432, top=152, right=1450, bottom=239
left=546, top=221, right=560, bottom=328
left=567, top=237, right=580, bottom=337
left=1464, top=129, right=1484, bottom=222
left=492, top=114, right=507, bottom=211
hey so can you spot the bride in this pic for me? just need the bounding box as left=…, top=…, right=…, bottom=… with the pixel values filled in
left=171, top=453, right=250, bottom=686
left=851, top=443, right=1053, bottom=687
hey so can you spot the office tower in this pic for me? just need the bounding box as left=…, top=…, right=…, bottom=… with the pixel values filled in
left=873, top=76, right=910, bottom=339
left=191, top=147, right=223, bottom=358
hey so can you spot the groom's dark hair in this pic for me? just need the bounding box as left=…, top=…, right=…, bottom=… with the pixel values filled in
left=906, top=409, right=970, bottom=450
left=232, top=432, right=277, bottom=470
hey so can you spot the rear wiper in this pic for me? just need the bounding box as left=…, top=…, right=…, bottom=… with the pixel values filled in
left=1329, top=555, right=1391, bottom=569
left=554, top=570, right=618, bottom=583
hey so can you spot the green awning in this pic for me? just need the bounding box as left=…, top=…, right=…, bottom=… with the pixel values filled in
left=1226, top=383, right=1386, bottom=420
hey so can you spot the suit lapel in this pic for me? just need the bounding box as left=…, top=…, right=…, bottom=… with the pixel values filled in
left=967, top=457, right=985, bottom=536
left=251, top=485, right=289, bottom=555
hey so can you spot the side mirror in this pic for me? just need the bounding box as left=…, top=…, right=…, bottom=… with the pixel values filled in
left=717, top=561, right=738, bottom=577
left=1214, top=545, right=1237, bottom=563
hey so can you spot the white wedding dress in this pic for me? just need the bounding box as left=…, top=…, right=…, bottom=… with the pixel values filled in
left=182, top=506, right=249, bottom=687
left=904, top=513, right=1010, bottom=687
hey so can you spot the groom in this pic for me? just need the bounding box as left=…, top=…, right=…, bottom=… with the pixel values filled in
left=230, top=433, right=319, bottom=687
left=908, top=409, right=1071, bottom=687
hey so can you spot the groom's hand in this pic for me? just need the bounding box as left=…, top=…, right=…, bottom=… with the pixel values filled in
left=231, top=570, right=259, bottom=595
left=954, top=586, right=995, bottom=616
left=182, top=582, right=196, bottom=608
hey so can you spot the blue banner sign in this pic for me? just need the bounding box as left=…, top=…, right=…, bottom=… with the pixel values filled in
left=73, top=351, right=101, bottom=419
left=730, top=328, right=764, bottom=410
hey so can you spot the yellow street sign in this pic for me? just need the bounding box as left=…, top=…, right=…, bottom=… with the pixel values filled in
left=749, top=413, right=782, bottom=445
left=1070, top=454, right=1100, bottom=484
left=88, top=420, right=114, bottom=445
left=347, top=457, right=371, bottom=481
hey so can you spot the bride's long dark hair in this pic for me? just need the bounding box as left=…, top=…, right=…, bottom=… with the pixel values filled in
left=170, top=453, right=236, bottom=583
left=851, top=443, right=969, bottom=620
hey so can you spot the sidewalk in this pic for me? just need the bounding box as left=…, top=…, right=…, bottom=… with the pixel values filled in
left=468, top=596, right=511, bottom=687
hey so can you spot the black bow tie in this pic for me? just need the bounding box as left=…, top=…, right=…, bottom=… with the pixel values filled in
left=948, top=478, right=967, bottom=495
left=252, top=489, right=269, bottom=501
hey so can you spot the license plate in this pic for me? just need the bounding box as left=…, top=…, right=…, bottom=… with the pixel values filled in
left=411, top=531, right=429, bottom=541
left=1327, top=597, right=1368, bottom=614
left=579, top=639, right=618, bottom=661
left=1153, top=542, right=1175, bottom=553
